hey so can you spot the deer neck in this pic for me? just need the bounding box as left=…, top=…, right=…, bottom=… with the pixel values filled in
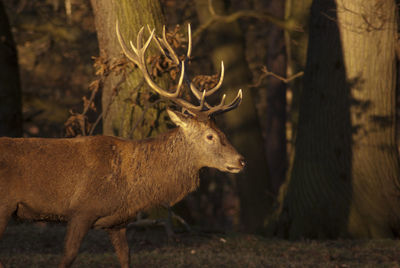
left=124, top=128, right=200, bottom=208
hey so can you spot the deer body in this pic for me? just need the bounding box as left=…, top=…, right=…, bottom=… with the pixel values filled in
left=0, top=24, right=245, bottom=268
left=0, top=113, right=244, bottom=268
left=0, top=131, right=198, bottom=228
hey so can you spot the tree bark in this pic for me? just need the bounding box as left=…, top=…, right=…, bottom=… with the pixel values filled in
left=274, top=0, right=400, bottom=238
left=0, top=0, right=22, bottom=137
left=90, top=0, right=169, bottom=139
left=195, top=0, right=272, bottom=233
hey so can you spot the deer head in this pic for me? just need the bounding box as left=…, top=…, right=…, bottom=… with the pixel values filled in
left=116, top=22, right=245, bottom=173
left=165, top=109, right=244, bottom=173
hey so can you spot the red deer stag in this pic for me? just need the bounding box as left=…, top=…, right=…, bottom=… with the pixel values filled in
left=0, top=23, right=244, bottom=268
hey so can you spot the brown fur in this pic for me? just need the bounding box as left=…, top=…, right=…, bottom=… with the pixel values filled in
left=0, top=112, right=244, bottom=268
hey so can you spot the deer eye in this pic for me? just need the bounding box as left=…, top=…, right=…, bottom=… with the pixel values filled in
left=206, top=134, right=214, bottom=141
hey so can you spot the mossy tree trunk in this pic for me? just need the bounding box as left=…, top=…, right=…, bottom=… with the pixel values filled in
left=274, top=0, right=400, bottom=238
left=0, top=0, right=22, bottom=137
left=90, top=0, right=169, bottom=139
left=195, top=0, right=272, bottom=233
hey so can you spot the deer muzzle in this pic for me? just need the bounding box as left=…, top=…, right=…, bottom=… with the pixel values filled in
left=226, top=156, right=245, bottom=173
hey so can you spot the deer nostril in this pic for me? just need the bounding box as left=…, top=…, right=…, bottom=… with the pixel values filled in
left=239, top=157, right=246, bottom=168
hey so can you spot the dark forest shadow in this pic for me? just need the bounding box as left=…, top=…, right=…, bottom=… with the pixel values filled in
left=273, top=0, right=356, bottom=238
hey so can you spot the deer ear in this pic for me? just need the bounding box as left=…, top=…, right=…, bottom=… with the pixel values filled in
left=167, top=109, right=189, bottom=128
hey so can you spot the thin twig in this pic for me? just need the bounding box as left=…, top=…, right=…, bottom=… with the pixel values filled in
left=208, top=0, right=216, bottom=16
left=126, top=208, right=192, bottom=234
left=170, top=210, right=192, bottom=232
left=118, top=79, right=145, bottom=136
left=127, top=219, right=165, bottom=228
left=252, top=66, right=304, bottom=87
left=88, top=73, right=127, bottom=135
left=82, top=85, right=98, bottom=115
left=88, top=111, right=102, bottom=136
left=193, top=1, right=302, bottom=40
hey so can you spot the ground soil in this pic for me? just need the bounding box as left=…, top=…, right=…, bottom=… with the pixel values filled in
left=1, top=222, right=399, bottom=267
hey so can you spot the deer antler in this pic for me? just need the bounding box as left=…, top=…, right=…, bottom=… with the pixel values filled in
left=116, top=21, right=242, bottom=118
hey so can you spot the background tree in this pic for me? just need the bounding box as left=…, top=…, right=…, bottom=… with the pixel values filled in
left=195, top=0, right=272, bottom=232
left=4, top=0, right=283, bottom=233
left=248, top=0, right=287, bottom=196
left=284, top=0, right=312, bottom=160
left=0, top=0, right=22, bottom=137
left=273, top=0, right=400, bottom=238
left=3, top=1, right=96, bottom=138
left=10, top=0, right=400, bottom=239
left=90, top=0, right=169, bottom=139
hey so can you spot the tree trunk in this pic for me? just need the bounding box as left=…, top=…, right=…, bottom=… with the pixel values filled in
left=274, top=0, right=400, bottom=238
left=90, top=0, right=169, bottom=139
left=284, top=0, right=312, bottom=157
left=285, top=0, right=312, bottom=76
left=251, top=0, right=287, bottom=196
left=195, top=0, right=272, bottom=233
left=0, top=0, right=22, bottom=137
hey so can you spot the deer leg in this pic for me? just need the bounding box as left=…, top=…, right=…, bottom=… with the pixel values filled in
left=165, top=206, right=175, bottom=240
left=0, top=217, right=9, bottom=268
left=107, top=227, right=130, bottom=268
left=0, top=206, right=14, bottom=268
left=58, top=216, right=94, bottom=268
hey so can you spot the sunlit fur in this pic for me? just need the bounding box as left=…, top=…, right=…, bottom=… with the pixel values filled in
left=0, top=110, right=243, bottom=267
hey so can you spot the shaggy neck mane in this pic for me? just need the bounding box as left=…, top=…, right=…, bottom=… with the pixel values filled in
left=123, top=128, right=200, bottom=210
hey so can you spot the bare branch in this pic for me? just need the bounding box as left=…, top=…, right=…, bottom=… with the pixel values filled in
left=252, top=66, right=304, bottom=87
left=88, top=65, right=129, bottom=136
left=193, top=1, right=302, bottom=40
left=126, top=206, right=191, bottom=234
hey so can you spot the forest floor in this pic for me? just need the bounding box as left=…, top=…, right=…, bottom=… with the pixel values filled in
left=0, top=222, right=399, bottom=268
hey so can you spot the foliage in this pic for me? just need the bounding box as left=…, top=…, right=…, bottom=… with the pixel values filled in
left=64, top=54, right=129, bottom=137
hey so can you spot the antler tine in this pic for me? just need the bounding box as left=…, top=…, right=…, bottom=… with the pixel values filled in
left=143, top=23, right=219, bottom=109
left=187, top=23, right=192, bottom=59
left=207, top=61, right=225, bottom=95
left=129, top=28, right=154, bottom=62
left=136, top=27, right=144, bottom=50
left=142, top=28, right=155, bottom=53
left=116, top=21, right=184, bottom=99
left=145, top=24, right=214, bottom=110
left=205, top=89, right=243, bottom=117
left=116, top=22, right=243, bottom=118
left=152, top=25, right=239, bottom=116
left=219, top=94, right=227, bottom=106
left=176, top=60, right=185, bottom=93
left=147, top=25, right=167, bottom=57
left=199, top=90, right=207, bottom=110
left=205, top=61, right=224, bottom=96
left=160, top=25, right=180, bottom=64
left=116, top=21, right=139, bottom=65
left=166, top=59, right=185, bottom=99
left=187, top=61, right=224, bottom=101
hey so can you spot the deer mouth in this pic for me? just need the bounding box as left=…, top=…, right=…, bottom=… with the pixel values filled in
left=225, top=157, right=245, bottom=173
left=226, top=166, right=242, bottom=173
